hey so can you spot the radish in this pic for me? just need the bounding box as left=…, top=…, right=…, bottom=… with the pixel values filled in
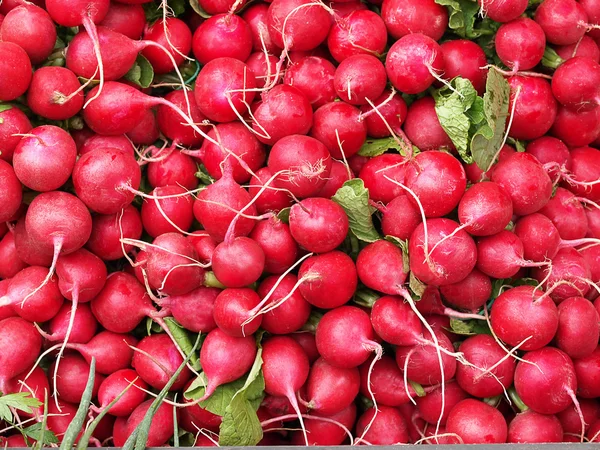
left=199, top=0, right=247, bottom=15
left=440, top=269, right=492, bottom=311
left=491, top=152, right=553, bottom=216
left=44, top=302, right=98, bottom=344
left=248, top=167, right=294, bottom=214
left=403, top=96, right=454, bottom=151
left=358, top=153, right=407, bottom=203
left=132, top=334, right=192, bottom=391
left=551, top=105, right=600, bottom=147
left=73, top=147, right=142, bottom=214
left=199, top=327, right=257, bottom=400
left=147, top=148, right=199, bottom=190
left=574, top=345, right=600, bottom=398
left=327, top=10, right=387, bottom=62
left=49, top=354, right=103, bottom=404
left=242, top=3, right=278, bottom=53
left=13, top=125, right=78, bottom=192
left=97, top=369, right=148, bottom=417
left=299, top=251, right=358, bottom=309
left=458, top=181, right=513, bottom=236
left=141, top=185, right=194, bottom=237
left=0, top=159, right=22, bottom=223
left=142, top=18, right=192, bottom=74
left=0, top=232, right=28, bottom=279
left=79, top=134, right=134, bottom=156
left=13, top=218, right=53, bottom=267
left=3, top=365, right=49, bottom=419
left=508, top=410, right=563, bottom=443
left=508, top=76, right=557, bottom=141
left=359, top=355, right=417, bottom=407
left=379, top=195, right=421, bottom=240
left=249, top=218, right=299, bottom=274
left=252, top=85, right=314, bottom=145
left=514, top=213, right=563, bottom=262
left=440, top=39, right=488, bottom=95
left=156, top=92, right=207, bottom=148
left=355, top=405, right=409, bottom=444
left=357, top=241, right=408, bottom=296
left=283, top=56, right=336, bottom=108
left=564, top=146, right=600, bottom=202
left=99, top=1, right=146, bottom=39
left=123, top=400, right=175, bottom=447
left=495, top=18, right=546, bottom=71
left=257, top=274, right=311, bottom=334
left=359, top=89, right=408, bottom=138
left=333, top=54, right=387, bottom=105
left=0, top=41, right=32, bottom=101
left=213, top=287, right=263, bottom=336
left=126, top=108, right=159, bottom=146
left=370, top=295, right=421, bottom=346
left=67, top=331, right=138, bottom=375
left=0, top=317, right=42, bottom=391
left=534, top=0, right=588, bottom=45
left=247, top=52, right=280, bottom=88
left=0, top=4, right=57, bottom=64
left=539, top=188, right=588, bottom=240
left=0, top=106, right=31, bottom=162
left=386, top=33, right=445, bottom=94
left=310, top=102, right=367, bottom=159
left=526, top=136, right=571, bottom=180
left=479, top=0, right=528, bottom=21
left=514, top=347, right=578, bottom=414
left=212, top=237, right=265, bottom=288
left=86, top=205, right=143, bottom=261
left=415, top=381, right=468, bottom=425
left=555, top=296, right=599, bottom=359
left=291, top=332, right=319, bottom=363
left=163, top=286, right=220, bottom=333
left=491, top=285, right=558, bottom=350
left=289, top=404, right=357, bottom=445
left=192, top=14, right=252, bottom=64
left=305, top=357, right=360, bottom=415
left=556, top=36, right=600, bottom=62
left=381, top=0, right=448, bottom=40
left=551, top=57, right=600, bottom=111
left=446, top=399, right=508, bottom=443
left=27, top=67, right=84, bottom=121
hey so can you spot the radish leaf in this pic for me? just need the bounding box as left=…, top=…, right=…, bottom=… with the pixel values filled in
left=333, top=179, right=380, bottom=243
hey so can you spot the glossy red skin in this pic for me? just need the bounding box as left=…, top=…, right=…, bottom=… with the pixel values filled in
left=458, top=182, right=513, bottom=236
left=440, top=268, right=492, bottom=311
left=283, top=56, right=336, bottom=108
left=0, top=232, right=27, bottom=279
left=514, top=213, right=561, bottom=262
left=555, top=296, right=600, bottom=359
left=552, top=57, right=600, bottom=111
left=141, top=185, right=194, bottom=237
left=403, top=96, right=453, bottom=151
left=156, top=90, right=208, bottom=147
left=310, top=102, right=367, bottom=159
left=248, top=167, right=293, bottom=214
left=446, top=399, right=508, bottom=444
left=267, top=0, right=332, bottom=51
left=508, top=76, right=557, bottom=140
left=415, top=381, right=468, bottom=425
left=490, top=285, right=558, bottom=351
left=147, top=148, right=198, bottom=190
left=166, top=286, right=220, bottom=333
left=496, top=18, right=546, bottom=70
left=440, top=39, right=488, bottom=94
left=213, top=287, right=262, bottom=336
left=564, top=146, right=600, bottom=202
left=476, top=230, right=529, bottom=279
left=371, top=295, right=421, bottom=346
left=381, top=0, right=448, bottom=40
left=534, top=0, right=587, bottom=45
left=192, top=14, right=252, bottom=64
left=380, top=195, right=421, bottom=240
left=0, top=317, right=42, bottom=386
left=289, top=403, right=357, bottom=446
left=257, top=274, right=311, bottom=334
left=0, top=41, right=32, bottom=101
left=79, top=134, right=134, bottom=156
left=358, top=355, right=415, bottom=406
left=358, top=153, right=407, bottom=203
left=124, top=400, right=176, bottom=447
left=71, top=331, right=138, bottom=375
left=129, top=110, right=160, bottom=144
left=50, top=354, right=103, bottom=404
left=315, top=159, right=353, bottom=198
left=551, top=106, right=600, bottom=147
left=0, top=161, right=22, bottom=223
left=409, top=218, right=477, bottom=286
left=246, top=52, right=280, bottom=88
left=13, top=218, right=53, bottom=267
left=539, top=188, right=588, bottom=240
left=356, top=241, right=408, bottom=295
left=29, top=67, right=83, bottom=120
left=508, top=410, right=563, bottom=443
left=581, top=0, right=600, bottom=38
left=574, top=346, right=600, bottom=398
left=47, top=400, right=84, bottom=443
left=327, top=10, right=387, bottom=62
left=262, top=336, right=310, bottom=402
left=249, top=218, right=298, bottom=274
left=45, top=0, right=109, bottom=27
left=299, top=251, right=358, bottom=309
left=556, top=36, right=600, bottom=63
left=99, top=2, right=146, bottom=39
left=142, top=18, right=192, bottom=73
left=55, top=248, right=107, bottom=303
left=478, top=0, right=528, bottom=22
left=98, top=369, right=148, bottom=416
left=7, top=266, right=64, bottom=323
left=359, top=89, right=407, bottom=138
left=241, top=3, right=278, bottom=53
left=46, top=302, right=97, bottom=344
left=356, top=406, right=409, bottom=445
left=0, top=5, right=56, bottom=64
left=526, top=136, right=571, bottom=179
left=515, top=347, right=577, bottom=414
left=86, top=205, right=143, bottom=261
left=386, top=33, right=445, bottom=94
left=305, top=357, right=359, bottom=415
left=0, top=107, right=31, bottom=162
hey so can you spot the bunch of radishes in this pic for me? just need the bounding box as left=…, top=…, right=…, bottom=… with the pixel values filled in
left=1, top=0, right=600, bottom=446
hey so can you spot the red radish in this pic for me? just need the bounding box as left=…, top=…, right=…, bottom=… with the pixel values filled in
left=539, top=188, right=588, bottom=240
left=316, top=305, right=380, bottom=369
left=79, top=134, right=134, bottom=156
left=479, top=0, right=528, bottom=22
left=0, top=317, right=42, bottom=391
left=356, top=241, right=408, bottom=296
left=440, top=39, right=488, bottom=94
left=491, top=285, right=558, bottom=350
left=13, top=218, right=53, bottom=267
left=248, top=167, right=293, bottom=214
left=268, top=134, right=332, bottom=198
left=492, top=152, right=553, bottom=216
left=456, top=334, right=516, bottom=398
left=252, top=85, right=314, bottom=145
left=262, top=336, right=311, bottom=443
left=4, top=267, right=64, bottom=322
left=97, top=369, right=148, bottom=417
left=164, top=286, right=220, bottom=333
left=409, top=218, right=478, bottom=286
left=333, top=54, right=387, bottom=105
left=291, top=332, right=319, bottom=363
left=327, top=10, right=387, bottom=62
left=305, top=357, right=359, bottom=415
left=126, top=109, right=159, bottom=146
left=403, top=96, right=453, bottom=151
left=192, top=14, right=252, bottom=64
left=508, top=410, right=563, bottom=443
left=156, top=91, right=207, bottom=148
left=514, top=213, right=562, bottom=262
left=514, top=347, right=578, bottom=414
left=3, top=365, right=49, bottom=419
left=213, top=287, right=262, bottom=336
left=67, top=331, right=138, bottom=375
left=181, top=388, right=222, bottom=432
left=555, top=296, right=599, bottom=359
left=50, top=354, right=103, bottom=404
left=27, top=67, right=84, bottom=121
left=45, top=303, right=97, bottom=344
left=552, top=57, right=600, bottom=111
left=0, top=106, right=31, bottom=162
left=147, top=149, right=199, bottom=190
left=358, top=355, right=416, bottom=407
left=573, top=346, right=600, bottom=398
left=123, top=400, right=175, bottom=447
left=13, top=126, right=77, bottom=192
left=446, top=399, right=508, bottom=443
left=241, top=4, right=277, bottom=53
left=246, top=52, right=280, bottom=88
left=0, top=160, right=22, bottom=223
left=508, top=76, right=557, bottom=141
left=283, top=56, right=336, bottom=108
left=359, top=89, right=407, bottom=138
left=55, top=247, right=107, bottom=303
left=440, top=269, right=492, bottom=311
left=0, top=41, right=32, bottom=101
left=194, top=57, right=256, bottom=123
left=556, top=36, right=600, bottom=62
left=495, top=18, right=546, bottom=71
left=0, top=4, right=57, bottom=64
left=257, top=274, right=311, bottom=334
left=86, top=205, right=143, bottom=261
left=526, top=136, right=571, bottom=179
left=415, top=381, right=468, bottom=425
left=534, top=0, right=588, bottom=45
left=464, top=143, right=515, bottom=183
left=358, top=153, right=407, bottom=203
left=73, top=147, right=142, bottom=214
left=370, top=295, right=421, bottom=346
left=551, top=105, right=600, bottom=148
left=213, top=237, right=265, bottom=287
left=355, top=405, right=409, bottom=444
left=458, top=181, right=513, bottom=236
left=99, top=2, right=146, bottom=39
left=289, top=404, right=357, bottom=445
left=47, top=399, right=84, bottom=443
left=386, top=33, right=445, bottom=94
left=141, top=185, right=194, bottom=237
left=0, top=232, right=27, bottom=279
left=381, top=0, right=447, bottom=40
left=310, top=102, right=367, bottom=159
left=249, top=218, right=299, bottom=274
left=564, top=146, right=600, bottom=202
left=142, top=18, right=192, bottom=74
left=199, top=328, right=257, bottom=400
left=379, top=195, right=421, bottom=240
left=267, top=0, right=331, bottom=51
left=199, top=0, right=246, bottom=14
left=299, top=251, right=358, bottom=309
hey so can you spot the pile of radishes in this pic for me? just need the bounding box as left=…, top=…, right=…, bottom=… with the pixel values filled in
left=1, top=0, right=600, bottom=446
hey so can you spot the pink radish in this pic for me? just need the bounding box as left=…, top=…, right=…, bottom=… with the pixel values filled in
left=381, top=0, right=448, bottom=40
left=163, top=286, right=220, bottom=334
left=257, top=274, right=311, bottom=334
left=495, top=18, right=546, bottom=71
left=283, top=56, right=336, bottom=108
left=446, top=399, right=508, bottom=443
left=212, top=237, right=265, bottom=288
left=0, top=41, right=32, bottom=101
left=327, top=10, right=387, bottom=62
left=86, top=205, right=144, bottom=261
left=0, top=106, right=31, bottom=162
left=403, top=97, right=453, bottom=151
left=192, top=14, right=252, bottom=64
left=99, top=2, right=145, bottom=39
left=97, top=369, right=148, bottom=417
left=142, top=18, right=192, bottom=74
left=213, top=287, right=262, bottom=336
left=0, top=159, right=22, bottom=223
left=249, top=218, right=299, bottom=274
left=0, top=317, right=42, bottom=391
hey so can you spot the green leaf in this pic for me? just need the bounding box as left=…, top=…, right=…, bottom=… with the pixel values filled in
left=234, top=347, right=264, bottom=411
left=507, top=137, right=526, bottom=152
left=449, top=318, right=491, bottom=336
left=358, top=137, right=403, bottom=157
left=32, top=388, right=49, bottom=450
left=384, top=235, right=410, bottom=274
left=60, top=358, right=96, bottom=450
left=332, top=179, right=380, bottom=243
left=185, top=374, right=246, bottom=416
left=0, top=103, right=13, bottom=114
left=163, top=317, right=202, bottom=371
left=433, top=77, right=480, bottom=163
left=195, top=165, right=215, bottom=185
left=277, top=207, right=291, bottom=224
left=409, top=381, right=426, bottom=397
left=146, top=317, right=163, bottom=335
left=409, top=272, right=427, bottom=298
left=23, top=423, right=59, bottom=446
left=435, top=0, right=486, bottom=38
left=189, top=0, right=212, bottom=18
left=542, top=46, right=565, bottom=69
left=0, top=392, right=43, bottom=422
left=218, top=395, right=263, bottom=446
left=470, top=68, right=510, bottom=171
left=124, top=54, right=155, bottom=89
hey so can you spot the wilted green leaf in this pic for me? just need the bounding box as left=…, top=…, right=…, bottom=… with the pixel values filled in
left=384, top=235, right=410, bottom=274
left=124, top=55, right=154, bottom=89
left=435, top=0, right=486, bottom=38
left=358, top=137, right=403, bottom=157
left=189, top=0, right=212, bottom=17
left=218, top=395, right=263, bottom=446
left=332, top=179, right=380, bottom=243
left=163, top=317, right=202, bottom=371
left=409, top=272, right=427, bottom=298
